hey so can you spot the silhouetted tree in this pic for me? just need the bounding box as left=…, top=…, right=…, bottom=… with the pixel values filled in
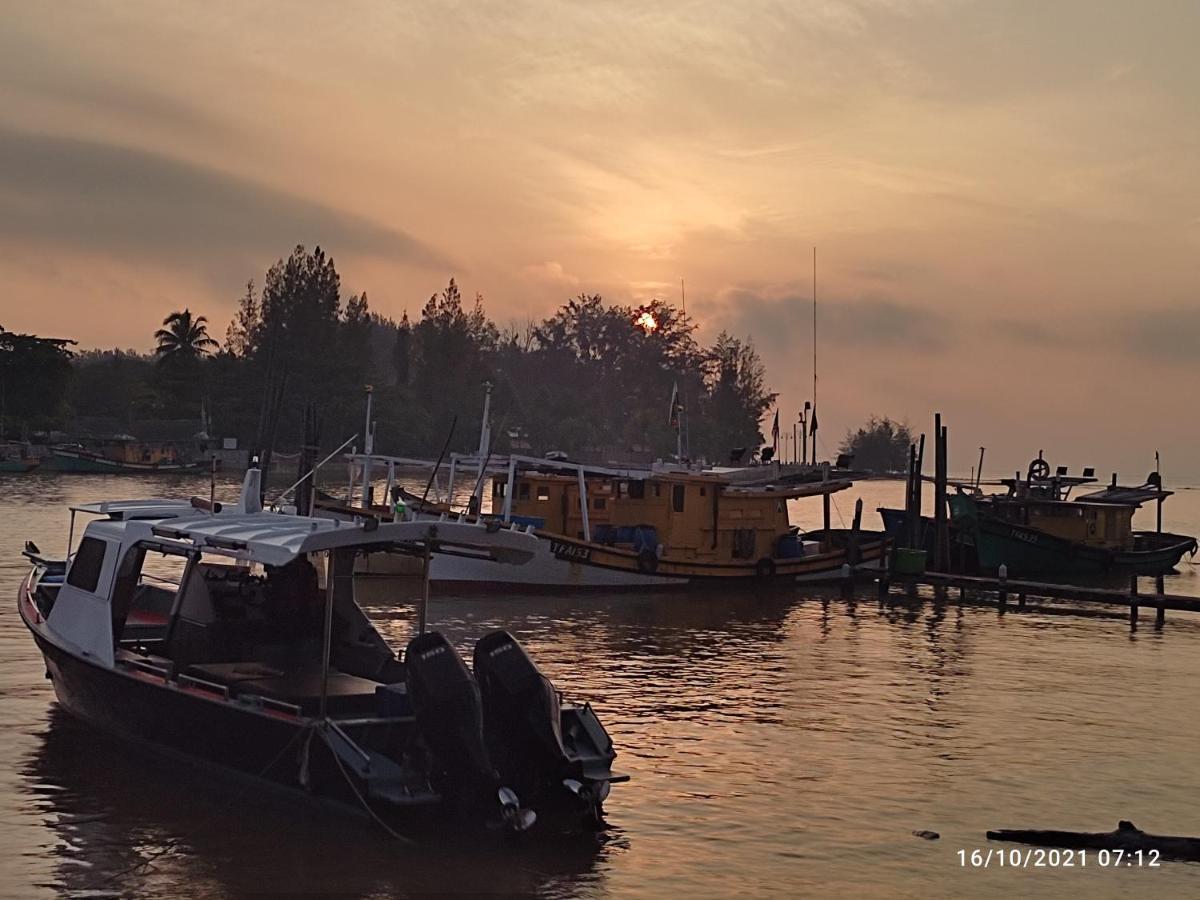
left=154, top=309, right=217, bottom=360
left=0, top=327, right=75, bottom=436
left=697, top=332, right=776, bottom=460
left=840, top=416, right=913, bottom=472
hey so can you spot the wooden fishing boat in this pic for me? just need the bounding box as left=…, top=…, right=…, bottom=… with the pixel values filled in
left=18, top=469, right=624, bottom=837
left=50, top=439, right=200, bottom=473
left=0, top=441, right=40, bottom=473
left=949, top=459, right=1196, bottom=577
left=324, top=454, right=889, bottom=591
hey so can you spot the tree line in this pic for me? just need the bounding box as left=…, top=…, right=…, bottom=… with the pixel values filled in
left=3, top=245, right=778, bottom=464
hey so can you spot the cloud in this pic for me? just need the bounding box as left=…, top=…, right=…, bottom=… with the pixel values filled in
left=0, top=127, right=451, bottom=270
left=520, top=261, right=580, bottom=287
left=1118, top=304, right=1200, bottom=364
left=990, top=318, right=1066, bottom=347
left=704, top=285, right=952, bottom=356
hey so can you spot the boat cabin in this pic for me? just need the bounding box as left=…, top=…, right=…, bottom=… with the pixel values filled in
left=493, top=468, right=848, bottom=564
left=991, top=498, right=1135, bottom=551
left=29, top=486, right=539, bottom=713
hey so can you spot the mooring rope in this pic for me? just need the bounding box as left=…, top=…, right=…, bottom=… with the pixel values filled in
left=318, top=723, right=415, bottom=844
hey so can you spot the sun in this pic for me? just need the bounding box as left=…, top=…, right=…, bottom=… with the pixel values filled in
left=634, top=311, right=658, bottom=333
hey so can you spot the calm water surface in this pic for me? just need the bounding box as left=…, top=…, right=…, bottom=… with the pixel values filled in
left=2, top=472, right=1200, bottom=898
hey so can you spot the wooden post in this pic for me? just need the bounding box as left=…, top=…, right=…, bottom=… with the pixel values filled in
left=1156, top=574, right=1166, bottom=627
left=998, top=563, right=1008, bottom=609
left=1129, top=574, right=1139, bottom=629
left=848, top=498, right=863, bottom=566
left=823, top=491, right=831, bottom=534
left=904, top=443, right=917, bottom=549
left=932, top=415, right=947, bottom=571
left=1017, top=592, right=1026, bottom=609
left=914, top=433, right=926, bottom=548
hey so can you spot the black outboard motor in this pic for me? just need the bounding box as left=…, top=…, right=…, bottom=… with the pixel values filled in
left=405, top=631, right=534, bottom=831
left=474, top=631, right=572, bottom=793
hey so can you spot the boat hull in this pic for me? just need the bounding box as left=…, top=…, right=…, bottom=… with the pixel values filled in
left=0, top=459, right=39, bottom=473
left=50, top=450, right=199, bottom=474
left=967, top=519, right=1195, bottom=577
left=420, top=527, right=888, bottom=592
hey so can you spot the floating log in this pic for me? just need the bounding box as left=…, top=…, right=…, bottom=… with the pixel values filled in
left=988, top=820, right=1200, bottom=861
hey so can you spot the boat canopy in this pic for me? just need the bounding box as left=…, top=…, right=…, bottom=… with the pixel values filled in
left=1074, top=485, right=1173, bottom=506
left=132, top=512, right=539, bottom=567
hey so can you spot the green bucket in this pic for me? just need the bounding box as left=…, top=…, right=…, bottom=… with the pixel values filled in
left=893, top=548, right=927, bottom=575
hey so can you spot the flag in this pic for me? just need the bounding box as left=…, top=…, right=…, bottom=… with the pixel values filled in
left=809, top=407, right=819, bottom=435
left=771, top=409, right=780, bottom=450
left=668, top=382, right=682, bottom=431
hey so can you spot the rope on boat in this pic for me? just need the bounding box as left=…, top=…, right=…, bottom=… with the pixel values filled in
left=318, top=723, right=415, bottom=844
left=257, top=721, right=315, bottom=778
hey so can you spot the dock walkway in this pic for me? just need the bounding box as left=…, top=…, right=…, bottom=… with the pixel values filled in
left=873, top=569, right=1199, bottom=629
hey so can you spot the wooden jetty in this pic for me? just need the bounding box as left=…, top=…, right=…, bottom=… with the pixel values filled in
left=872, top=568, right=1199, bottom=629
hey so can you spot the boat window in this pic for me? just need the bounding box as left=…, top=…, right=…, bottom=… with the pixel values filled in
left=732, top=529, right=757, bottom=559
left=518, top=482, right=530, bottom=500
left=700, top=486, right=707, bottom=497
left=594, top=498, right=606, bottom=510
left=537, top=485, right=550, bottom=501
left=496, top=481, right=507, bottom=498
left=653, top=484, right=661, bottom=498
left=672, top=484, right=685, bottom=512
left=628, top=480, right=645, bottom=500
left=66, top=537, right=107, bottom=592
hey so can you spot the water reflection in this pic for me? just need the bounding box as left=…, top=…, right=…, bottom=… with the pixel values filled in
left=25, top=709, right=617, bottom=899
left=9, top=475, right=1200, bottom=898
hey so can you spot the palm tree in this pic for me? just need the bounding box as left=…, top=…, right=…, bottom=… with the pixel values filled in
left=154, top=309, right=218, bottom=360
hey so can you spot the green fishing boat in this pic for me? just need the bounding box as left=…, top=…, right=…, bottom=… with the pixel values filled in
left=0, top=442, right=40, bottom=473
left=949, top=457, right=1196, bottom=577
left=49, top=439, right=199, bottom=474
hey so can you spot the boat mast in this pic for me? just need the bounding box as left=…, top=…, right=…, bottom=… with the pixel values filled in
left=474, top=382, right=493, bottom=511
left=811, top=247, right=818, bottom=465
left=680, top=280, right=690, bottom=463
left=360, top=385, right=375, bottom=507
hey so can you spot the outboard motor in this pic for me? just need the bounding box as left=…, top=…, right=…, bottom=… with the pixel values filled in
left=474, top=631, right=568, bottom=794
left=474, top=631, right=622, bottom=827
left=405, top=631, right=534, bottom=831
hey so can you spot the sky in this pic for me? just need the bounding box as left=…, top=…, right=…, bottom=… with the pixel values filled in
left=1, top=1, right=1197, bottom=479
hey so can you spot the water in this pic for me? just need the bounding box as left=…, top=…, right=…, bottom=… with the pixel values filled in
left=2, top=472, right=1200, bottom=898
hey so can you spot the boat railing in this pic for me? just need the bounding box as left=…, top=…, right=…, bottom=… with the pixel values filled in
left=178, top=672, right=231, bottom=699
left=331, top=714, right=417, bottom=727
left=125, top=657, right=171, bottom=679
left=240, top=694, right=304, bottom=717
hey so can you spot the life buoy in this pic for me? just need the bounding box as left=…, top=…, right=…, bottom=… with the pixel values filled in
left=636, top=549, right=658, bottom=574
left=1027, top=458, right=1051, bottom=481
left=755, top=558, right=776, bottom=579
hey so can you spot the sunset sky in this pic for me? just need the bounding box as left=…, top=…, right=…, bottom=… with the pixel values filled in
left=1, top=1, right=1197, bottom=478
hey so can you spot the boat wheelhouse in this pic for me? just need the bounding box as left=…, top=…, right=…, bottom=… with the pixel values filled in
left=19, top=470, right=624, bottom=836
